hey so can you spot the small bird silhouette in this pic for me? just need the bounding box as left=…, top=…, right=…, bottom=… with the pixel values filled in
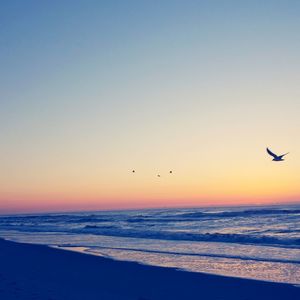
left=169, top=170, right=173, bottom=174
left=266, top=148, right=289, bottom=162
left=157, top=174, right=161, bottom=177
left=132, top=170, right=135, bottom=173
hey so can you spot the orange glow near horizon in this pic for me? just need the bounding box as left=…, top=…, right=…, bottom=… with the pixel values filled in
left=1, top=147, right=300, bottom=213
left=1, top=194, right=300, bottom=214
left=1, top=148, right=300, bottom=213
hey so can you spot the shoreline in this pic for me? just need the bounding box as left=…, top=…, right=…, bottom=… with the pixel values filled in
left=0, top=238, right=299, bottom=300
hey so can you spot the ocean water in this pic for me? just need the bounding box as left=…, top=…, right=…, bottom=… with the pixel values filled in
left=0, top=205, right=300, bottom=285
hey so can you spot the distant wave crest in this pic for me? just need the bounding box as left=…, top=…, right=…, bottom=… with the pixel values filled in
left=79, top=226, right=300, bottom=248
left=1, top=207, right=300, bottom=248
left=179, top=209, right=300, bottom=219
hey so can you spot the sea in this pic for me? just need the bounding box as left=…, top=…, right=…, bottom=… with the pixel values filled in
left=0, top=204, right=300, bottom=285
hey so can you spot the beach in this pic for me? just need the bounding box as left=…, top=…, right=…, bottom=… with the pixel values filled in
left=0, top=238, right=299, bottom=300
left=1, top=206, right=299, bottom=285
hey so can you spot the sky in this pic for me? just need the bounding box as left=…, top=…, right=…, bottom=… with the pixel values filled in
left=1, top=0, right=300, bottom=213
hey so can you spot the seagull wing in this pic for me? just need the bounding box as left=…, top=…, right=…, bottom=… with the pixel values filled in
left=280, top=152, right=289, bottom=158
left=266, top=148, right=278, bottom=158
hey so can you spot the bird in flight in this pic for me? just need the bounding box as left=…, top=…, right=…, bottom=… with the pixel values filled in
left=266, top=148, right=289, bottom=161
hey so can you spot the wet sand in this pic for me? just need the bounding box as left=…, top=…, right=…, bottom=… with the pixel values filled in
left=0, top=238, right=299, bottom=300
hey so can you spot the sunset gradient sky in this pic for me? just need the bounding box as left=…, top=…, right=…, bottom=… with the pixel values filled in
left=1, top=1, right=300, bottom=213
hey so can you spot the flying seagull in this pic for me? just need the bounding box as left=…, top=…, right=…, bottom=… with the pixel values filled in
left=266, top=148, right=289, bottom=161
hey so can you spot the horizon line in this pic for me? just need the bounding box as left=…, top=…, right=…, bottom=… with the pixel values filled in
left=0, top=200, right=299, bottom=216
